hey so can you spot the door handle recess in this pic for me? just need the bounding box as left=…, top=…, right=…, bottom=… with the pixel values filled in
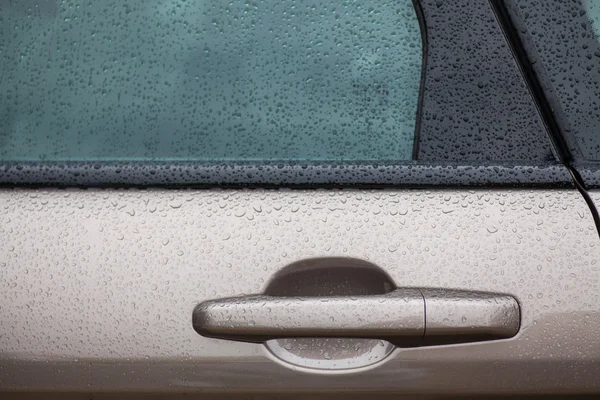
left=193, top=288, right=520, bottom=346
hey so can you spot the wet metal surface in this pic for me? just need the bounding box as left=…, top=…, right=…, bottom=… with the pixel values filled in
left=1, top=189, right=599, bottom=393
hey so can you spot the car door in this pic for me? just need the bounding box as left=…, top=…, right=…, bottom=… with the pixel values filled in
left=1, top=0, right=600, bottom=398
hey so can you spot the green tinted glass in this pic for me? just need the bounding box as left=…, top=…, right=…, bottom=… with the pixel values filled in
left=587, top=1, right=600, bottom=37
left=1, top=0, right=422, bottom=162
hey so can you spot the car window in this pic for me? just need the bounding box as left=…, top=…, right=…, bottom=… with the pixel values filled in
left=0, top=0, right=422, bottom=162
left=0, top=0, right=569, bottom=188
left=505, top=0, right=600, bottom=161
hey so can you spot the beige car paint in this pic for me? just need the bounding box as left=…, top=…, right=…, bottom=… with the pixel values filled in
left=1, top=188, right=599, bottom=395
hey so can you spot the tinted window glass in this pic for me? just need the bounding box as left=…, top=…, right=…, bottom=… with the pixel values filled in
left=0, top=0, right=422, bottom=162
left=506, top=0, right=600, bottom=161
left=588, top=1, right=600, bottom=37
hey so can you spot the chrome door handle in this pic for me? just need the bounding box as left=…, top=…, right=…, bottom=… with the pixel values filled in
left=193, top=288, right=520, bottom=346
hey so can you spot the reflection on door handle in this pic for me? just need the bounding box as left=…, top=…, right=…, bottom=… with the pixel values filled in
left=194, top=289, right=425, bottom=345
left=193, top=288, right=520, bottom=346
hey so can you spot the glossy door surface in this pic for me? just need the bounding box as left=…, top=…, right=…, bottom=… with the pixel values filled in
left=1, top=188, right=599, bottom=395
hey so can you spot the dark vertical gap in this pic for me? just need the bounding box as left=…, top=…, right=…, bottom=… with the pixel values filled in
left=411, top=0, right=427, bottom=161
left=489, top=0, right=600, bottom=238
left=419, top=288, right=427, bottom=340
left=570, top=168, right=600, bottom=239
left=488, top=0, right=571, bottom=164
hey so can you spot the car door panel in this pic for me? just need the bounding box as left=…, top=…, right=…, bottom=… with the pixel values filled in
left=1, top=188, right=599, bottom=395
left=3, top=0, right=600, bottom=396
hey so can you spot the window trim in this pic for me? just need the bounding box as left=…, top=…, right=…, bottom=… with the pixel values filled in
left=502, top=0, right=600, bottom=191
left=0, top=161, right=572, bottom=188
